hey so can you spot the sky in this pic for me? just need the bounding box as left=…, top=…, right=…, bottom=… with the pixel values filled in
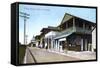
left=19, top=4, right=96, bottom=44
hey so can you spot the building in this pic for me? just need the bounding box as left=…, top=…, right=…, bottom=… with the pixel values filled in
left=53, top=13, right=95, bottom=52
left=35, top=13, right=96, bottom=52
left=40, top=26, right=60, bottom=49
left=35, top=35, right=41, bottom=48
left=28, top=36, right=36, bottom=47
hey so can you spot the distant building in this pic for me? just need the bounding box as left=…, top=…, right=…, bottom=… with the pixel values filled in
left=35, top=35, right=41, bottom=48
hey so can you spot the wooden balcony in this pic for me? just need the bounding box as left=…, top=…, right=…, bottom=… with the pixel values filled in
left=54, top=26, right=92, bottom=39
left=75, top=27, right=92, bottom=34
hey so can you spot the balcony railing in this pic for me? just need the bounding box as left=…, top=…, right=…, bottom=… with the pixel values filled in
left=55, top=26, right=92, bottom=39
left=55, top=27, right=74, bottom=38
left=75, top=27, right=92, bottom=34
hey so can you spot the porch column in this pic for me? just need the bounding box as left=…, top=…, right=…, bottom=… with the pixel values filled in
left=56, top=40, right=58, bottom=50
left=51, top=39, right=53, bottom=50
left=85, top=39, right=87, bottom=51
left=40, top=38, right=43, bottom=48
left=57, top=40, right=60, bottom=51
left=54, top=40, right=56, bottom=50
left=81, top=39, right=83, bottom=51
left=83, top=36, right=86, bottom=51
left=48, top=38, right=49, bottom=49
left=73, top=17, right=75, bottom=29
left=83, top=23, right=85, bottom=34
left=53, top=40, right=55, bottom=50
left=51, top=40, right=52, bottom=50
left=44, top=38, right=46, bottom=48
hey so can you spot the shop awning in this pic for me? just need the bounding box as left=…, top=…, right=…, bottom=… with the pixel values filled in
left=59, top=38, right=66, bottom=41
left=54, top=32, right=73, bottom=39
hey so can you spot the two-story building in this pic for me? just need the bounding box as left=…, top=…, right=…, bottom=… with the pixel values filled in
left=35, top=13, right=96, bottom=52
left=53, top=13, right=95, bottom=52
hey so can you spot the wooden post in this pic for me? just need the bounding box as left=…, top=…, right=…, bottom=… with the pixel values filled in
left=83, top=23, right=85, bottom=33
left=58, top=40, right=60, bottom=51
left=48, top=38, right=49, bottom=49
left=73, top=17, right=75, bottom=29
left=81, top=39, right=83, bottom=51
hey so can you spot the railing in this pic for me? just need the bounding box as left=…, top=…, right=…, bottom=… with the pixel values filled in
left=55, top=27, right=74, bottom=38
left=75, top=27, right=91, bottom=34
left=55, top=26, right=92, bottom=39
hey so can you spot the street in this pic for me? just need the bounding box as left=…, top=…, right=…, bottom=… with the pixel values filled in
left=24, top=47, right=81, bottom=63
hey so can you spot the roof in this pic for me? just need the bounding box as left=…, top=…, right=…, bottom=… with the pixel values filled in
left=40, top=26, right=60, bottom=36
left=48, top=26, right=60, bottom=31
left=61, top=13, right=73, bottom=24
left=40, top=26, right=60, bottom=32
left=58, top=13, right=96, bottom=27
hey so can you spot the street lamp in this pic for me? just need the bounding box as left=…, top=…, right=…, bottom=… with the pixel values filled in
left=19, top=12, right=30, bottom=45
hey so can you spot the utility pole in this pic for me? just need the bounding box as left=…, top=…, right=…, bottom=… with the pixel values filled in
left=25, top=35, right=28, bottom=45
left=19, top=12, right=30, bottom=45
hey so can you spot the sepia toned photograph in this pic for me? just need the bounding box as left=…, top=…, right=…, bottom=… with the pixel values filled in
left=17, top=3, right=97, bottom=65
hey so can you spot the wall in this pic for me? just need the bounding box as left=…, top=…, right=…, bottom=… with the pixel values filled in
left=92, top=28, right=96, bottom=51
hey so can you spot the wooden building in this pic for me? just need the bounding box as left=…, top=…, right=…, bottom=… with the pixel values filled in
left=35, top=13, right=96, bottom=52
left=54, top=13, right=95, bottom=51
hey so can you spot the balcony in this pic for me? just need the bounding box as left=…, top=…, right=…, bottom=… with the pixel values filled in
left=54, top=26, right=92, bottom=39
left=75, top=27, right=92, bottom=34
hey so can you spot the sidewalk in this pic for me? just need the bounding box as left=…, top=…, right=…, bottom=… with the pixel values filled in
left=66, top=51, right=96, bottom=60
left=47, top=49, right=96, bottom=60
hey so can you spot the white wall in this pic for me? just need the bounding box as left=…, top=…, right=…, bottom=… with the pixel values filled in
left=45, top=31, right=58, bottom=48
left=0, top=0, right=99, bottom=68
left=92, top=28, right=96, bottom=51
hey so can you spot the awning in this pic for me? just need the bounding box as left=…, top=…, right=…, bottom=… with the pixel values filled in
left=54, top=32, right=73, bottom=39
left=59, top=38, right=66, bottom=41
